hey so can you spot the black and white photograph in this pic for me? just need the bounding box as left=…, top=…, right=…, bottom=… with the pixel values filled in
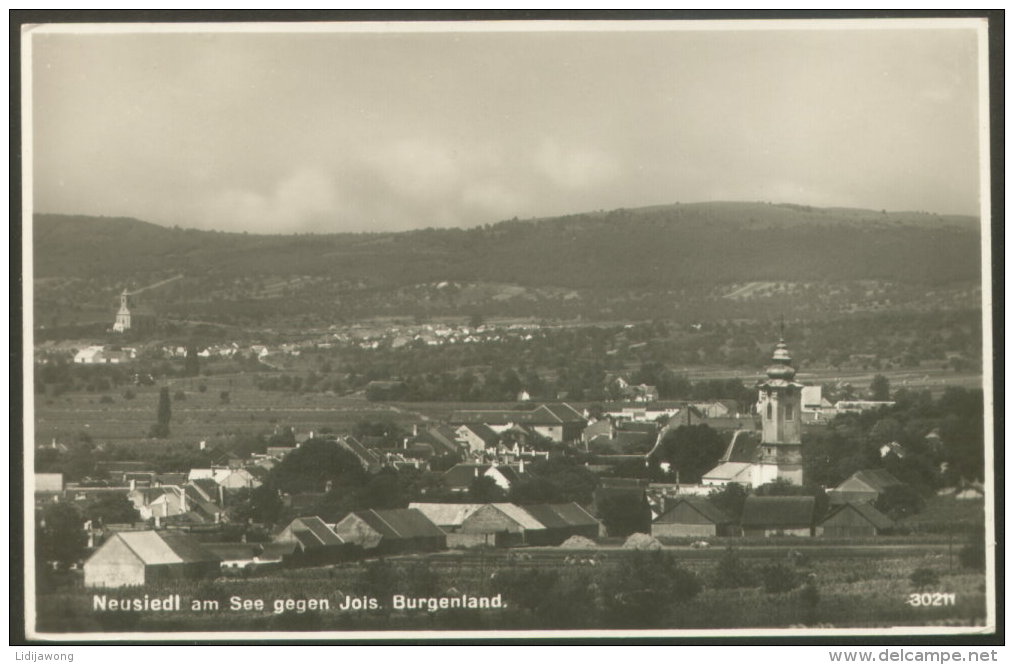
left=18, top=14, right=999, bottom=642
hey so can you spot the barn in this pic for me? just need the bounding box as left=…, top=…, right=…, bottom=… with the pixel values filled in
left=83, top=530, right=220, bottom=588
left=828, top=469, right=904, bottom=505
left=817, top=502, right=894, bottom=537
left=740, top=496, right=816, bottom=537
left=274, top=516, right=349, bottom=565
left=652, top=497, right=734, bottom=538
left=333, top=508, right=446, bottom=554
left=520, top=503, right=602, bottom=545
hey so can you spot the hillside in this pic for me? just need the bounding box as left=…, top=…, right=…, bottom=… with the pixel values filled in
left=32, top=202, right=981, bottom=288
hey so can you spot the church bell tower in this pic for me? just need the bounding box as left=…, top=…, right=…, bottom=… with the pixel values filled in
left=754, top=338, right=804, bottom=485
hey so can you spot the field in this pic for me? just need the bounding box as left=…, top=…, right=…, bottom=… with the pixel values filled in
left=31, top=365, right=983, bottom=449
left=34, top=543, right=988, bottom=634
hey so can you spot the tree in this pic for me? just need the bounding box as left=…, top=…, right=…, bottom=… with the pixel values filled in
left=909, top=567, right=940, bottom=591
left=652, top=425, right=724, bottom=484
left=84, top=493, right=141, bottom=525
left=708, top=483, right=748, bottom=523
left=184, top=345, right=201, bottom=377
left=37, top=503, right=87, bottom=570
left=712, top=547, right=757, bottom=589
left=870, top=374, right=891, bottom=401
left=597, top=491, right=651, bottom=537
left=875, top=484, right=925, bottom=520
left=604, top=551, right=702, bottom=627
left=468, top=475, right=506, bottom=502
left=228, top=485, right=284, bottom=525
left=150, top=387, right=171, bottom=438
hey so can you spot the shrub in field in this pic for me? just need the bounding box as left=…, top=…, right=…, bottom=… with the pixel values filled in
left=99, top=395, right=114, bottom=404
left=909, top=567, right=940, bottom=591
left=712, top=547, right=757, bottom=589
left=761, top=563, right=799, bottom=593
left=198, top=382, right=208, bottom=393
left=220, top=390, right=231, bottom=404
left=174, top=390, right=187, bottom=401
left=122, top=389, right=135, bottom=400
left=959, top=541, right=985, bottom=570
left=491, top=567, right=559, bottom=614
left=605, top=551, right=703, bottom=627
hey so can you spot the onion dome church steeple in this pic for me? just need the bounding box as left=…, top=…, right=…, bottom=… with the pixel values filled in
left=756, top=334, right=805, bottom=486
left=765, top=339, right=797, bottom=382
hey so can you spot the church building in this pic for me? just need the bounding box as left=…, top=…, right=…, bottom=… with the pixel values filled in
left=702, top=337, right=805, bottom=487
left=113, top=289, right=156, bottom=333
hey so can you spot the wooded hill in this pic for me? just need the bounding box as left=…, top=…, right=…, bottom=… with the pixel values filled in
left=33, top=201, right=980, bottom=288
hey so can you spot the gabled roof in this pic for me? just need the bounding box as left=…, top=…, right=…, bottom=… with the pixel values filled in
left=846, top=469, right=904, bottom=493
left=702, top=462, right=753, bottom=482
left=115, top=531, right=220, bottom=565
left=202, top=543, right=260, bottom=560
left=534, top=403, right=586, bottom=423
left=409, top=502, right=484, bottom=527
left=820, top=502, right=895, bottom=530
left=520, top=503, right=599, bottom=529
left=283, top=516, right=344, bottom=547
left=723, top=431, right=761, bottom=464
left=459, top=423, right=500, bottom=445
left=354, top=509, right=445, bottom=539
left=486, top=503, right=548, bottom=530
left=443, top=463, right=490, bottom=489
left=154, top=473, right=187, bottom=486
left=741, top=496, right=816, bottom=528
left=187, top=478, right=220, bottom=501
left=339, top=437, right=383, bottom=469
left=655, top=497, right=732, bottom=525
left=489, top=465, right=522, bottom=485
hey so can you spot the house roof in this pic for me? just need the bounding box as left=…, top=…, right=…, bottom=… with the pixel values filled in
left=283, top=516, right=344, bottom=547
left=203, top=543, right=261, bottom=560
left=444, top=463, right=490, bottom=489
left=115, top=531, right=220, bottom=565
left=520, top=503, right=599, bottom=529
left=741, top=496, right=816, bottom=528
left=722, top=430, right=761, bottom=463
left=409, top=502, right=484, bottom=527
left=702, top=462, right=753, bottom=482
left=821, top=502, right=895, bottom=530
left=340, top=437, right=383, bottom=468
left=188, top=477, right=220, bottom=500
left=415, top=426, right=462, bottom=456
left=460, top=423, right=500, bottom=445
left=355, top=509, right=445, bottom=539
left=259, top=542, right=299, bottom=558
left=154, top=473, right=187, bottom=486
left=485, top=503, right=546, bottom=530
left=534, top=403, right=586, bottom=423
left=846, top=469, right=904, bottom=493
left=655, top=497, right=732, bottom=525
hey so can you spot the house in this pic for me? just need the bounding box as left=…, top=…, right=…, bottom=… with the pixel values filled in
left=581, top=418, right=614, bottom=444
left=408, top=502, right=546, bottom=548
left=73, top=345, right=135, bottom=364
left=519, top=503, right=602, bottom=544
left=801, top=385, right=835, bottom=423
left=408, top=503, right=484, bottom=531
left=443, top=462, right=525, bottom=493
left=274, top=516, right=348, bottom=564
left=35, top=473, right=64, bottom=493
left=333, top=508, right=446, bottom=554
left=828, top=469, right=904, bottom=505
left=455, top=423, right=500, bottom=453
left=652, top=497, right=734, bottom=538
left=213, top=467, right=262, bottom=490
left=701, top=430, right=764, bottom=487
left=338, top=437, right=383, bottom=473
left=879, top=442, right=906, bottom=460
left=203, top=543, right=262, bottom=570
left=740, top=496, right=816, bottom=537
left=409, top=425, right=465, bottom=459
left=83, top=530, right=220, bottom=588
left=451, top=403, right=586, bottom=443
left=817, top=502, right=894, bottom=537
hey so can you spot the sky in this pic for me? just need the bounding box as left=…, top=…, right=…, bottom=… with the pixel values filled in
left=29, top=20, right=986, bottom=234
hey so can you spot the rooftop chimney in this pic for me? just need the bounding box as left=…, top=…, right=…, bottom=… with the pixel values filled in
left=129, top=479, right=136, bottom=492
left=180, top=487, right=188, bottom=513
left=519, top=458, right=525, bottom=474
left=199, top=440, right=206, bottom=450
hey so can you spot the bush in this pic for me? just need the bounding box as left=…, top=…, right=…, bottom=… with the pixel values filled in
left=761, top=563, right=799, bottom=594
left=198, top=382, right=208, bottom=393
left=220, top=391, right=231, bottom=404
left=99, top=395, right=114, bottom=404
left=122, top=389, right=135, bottom=400
left=910, top=567, right=940, bottom=591
left=174, top=391, right=187, bottom=401
left=712, top=547, right=757, bottom=589
left=959, top=541, right=985, bottom=570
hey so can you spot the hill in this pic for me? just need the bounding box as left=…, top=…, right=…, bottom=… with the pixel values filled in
left=32, top=202, right=980, bottom=288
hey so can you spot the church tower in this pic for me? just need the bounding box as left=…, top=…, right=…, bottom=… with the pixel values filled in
left=754, top=338, right=804, bottom=485
left=113, top=289, right=132, bottom=333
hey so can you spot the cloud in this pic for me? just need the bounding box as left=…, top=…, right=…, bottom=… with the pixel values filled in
left=534, top=139, right=619, bottom=190
left=204, top=169, right=339, bottom=233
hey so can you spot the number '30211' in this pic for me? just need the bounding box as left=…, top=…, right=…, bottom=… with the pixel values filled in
left=907, top=592, right=957, bottom=607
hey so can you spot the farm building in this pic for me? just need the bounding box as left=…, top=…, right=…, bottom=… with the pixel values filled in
left=443, top=462, right=524, bottom=493
left=652, top=497, right=734, bottom=538
left=817, top=502, right=894, bottom=537
left=409, top=502, right=546, bottom=548
left=740, top=496, right=816, bottom=537
left=203, top=543, right=262, bottom=570
left=519, top=503, right=602, bottom=545
left=333, top=508, right=446, bottom=554
left=455, top=423, right=500, bottom=453
left=83, top=530, right=220, bottom=588
left=828, top=469, right=904, bottom=505
left=274, top=516, right=348, bottom=564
